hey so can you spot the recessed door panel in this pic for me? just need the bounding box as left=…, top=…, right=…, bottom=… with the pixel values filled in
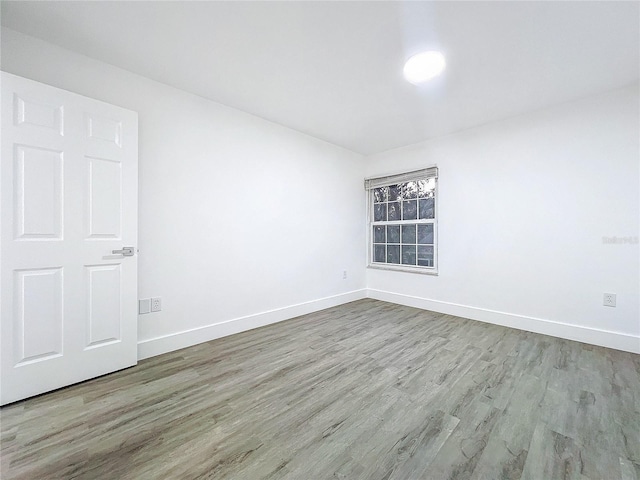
left=86, top=114, right=122, bottom=147
left=87, top=156, right=121, bottom=239
left=86, top=264, right=121, bottom=348
left=14, top=94, right=64, bottom=135
left=14, top=268, right=63, bottom=365
left=14, top=145, right=63, bottom=240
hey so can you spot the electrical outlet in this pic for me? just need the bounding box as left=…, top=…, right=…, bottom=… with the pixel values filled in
left=151, top=297, right=162, bottom=312
left=603, top=293, right=616, bottom=307
left=138, top=299, right=151, bottom=314
left=343, top=270, right=347, bottom=279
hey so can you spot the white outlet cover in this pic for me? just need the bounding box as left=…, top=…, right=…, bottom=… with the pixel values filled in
left=151, top=297, right=162, bottom=312
left=603, top=293, right=617, bottom=307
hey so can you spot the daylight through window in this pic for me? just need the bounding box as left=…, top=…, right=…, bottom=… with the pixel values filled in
left=365, top=167, right=437, bottom=273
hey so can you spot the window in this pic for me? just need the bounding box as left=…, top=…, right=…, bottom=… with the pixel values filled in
left=365, top=167, right=438, bottom=274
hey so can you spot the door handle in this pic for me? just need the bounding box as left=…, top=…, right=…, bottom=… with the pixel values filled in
left=112, top=247, right=135, bottom=256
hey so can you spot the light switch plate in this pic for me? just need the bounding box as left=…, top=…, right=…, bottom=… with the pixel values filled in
left=139, top=298, right=151, bottom=314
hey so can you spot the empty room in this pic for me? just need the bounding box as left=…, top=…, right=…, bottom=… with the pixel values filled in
left=1, top=1, right=639, bottom=479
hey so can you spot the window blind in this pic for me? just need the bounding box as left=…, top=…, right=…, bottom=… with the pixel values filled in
left=364, top=167, right=438, bottom=190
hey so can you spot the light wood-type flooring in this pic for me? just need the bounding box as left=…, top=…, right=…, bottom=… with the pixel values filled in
left=1, top=299, right=639, bottom=479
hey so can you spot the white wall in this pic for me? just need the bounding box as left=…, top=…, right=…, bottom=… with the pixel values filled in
left=366, top=85, right=640, bottom=352
left=1, top=28, right=367, bottom=358
left=2, top=28, right=638, bottom=356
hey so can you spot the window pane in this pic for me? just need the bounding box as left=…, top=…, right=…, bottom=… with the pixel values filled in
left=387, top=245, right=400, bottom=264
left=374, top=244, right=386, bottom=263
left=388, top=202, right=401, bottom=221
left=374, top=203, right=387, bottom=221
left=373, top=225, right=385, bottom=243
left=419, top=198, right=435, bottom=219
left=417, top=224, right=434, bottom=244
left=373, top=187, right=388, bottom=203
left=387, top=225, right=400, bottom=243
left=417, top=178, right=436, bottom=198
left=388, top=184, right=400, bottom=201
left=400, top=181, right=417, bottom=199
left=418, top=245, right=434, bottom=266
left=401, top=225, right=416, bottom=244
left=402, top=245, right=417, bottom=265
left=402, top=200, right=417, bottom=220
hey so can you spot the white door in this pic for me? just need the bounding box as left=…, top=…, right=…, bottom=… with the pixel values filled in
left=1, top=72, right=138, bottom=405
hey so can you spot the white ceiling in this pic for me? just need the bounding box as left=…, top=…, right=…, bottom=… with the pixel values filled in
left=2, top=1, right=638, bottom=155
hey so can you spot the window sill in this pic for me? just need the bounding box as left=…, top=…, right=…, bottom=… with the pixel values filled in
left=367, top=264, right=439, bottom=276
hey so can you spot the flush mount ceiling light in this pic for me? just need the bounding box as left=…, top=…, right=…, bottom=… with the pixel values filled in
left=403, top=51, right=446, bottom=85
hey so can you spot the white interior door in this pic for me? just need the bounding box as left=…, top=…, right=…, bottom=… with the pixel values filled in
left=1, top=72, right=138, bottom=405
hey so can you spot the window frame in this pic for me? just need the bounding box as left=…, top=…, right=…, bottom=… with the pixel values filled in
left=365, top=167, right=438, bottom=275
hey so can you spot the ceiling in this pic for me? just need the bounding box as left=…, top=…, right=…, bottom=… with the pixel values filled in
left=2, top=1, right=638, bottom=155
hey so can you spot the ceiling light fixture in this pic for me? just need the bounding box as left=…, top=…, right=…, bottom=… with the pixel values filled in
left=403, top=51, right=446, bottom=85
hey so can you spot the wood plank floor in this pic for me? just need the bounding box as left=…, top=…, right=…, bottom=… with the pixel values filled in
left=1, top=299, right=639, bottom=479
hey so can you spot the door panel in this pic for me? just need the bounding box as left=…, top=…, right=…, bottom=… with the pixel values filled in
left=14, top=93, right=64, bottom=135
left=86, top=113, right=122, bottom=147
left=1, top=72, right=138, bottom=405
left=14, top=144, right=64, bottom=239
left=14, top=267, right=64, bottom=365
left=87, top=156, right=122, bottom=238
left=85, top=264, right=122, bottom=348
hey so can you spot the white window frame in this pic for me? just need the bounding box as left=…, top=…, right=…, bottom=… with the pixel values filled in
left=365, top=167, right=438, bottom=275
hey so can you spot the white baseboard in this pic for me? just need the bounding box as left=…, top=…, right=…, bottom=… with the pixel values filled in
left=367, top=289, right=640, bottom=354
left=137, top=289, right=368, bottom=360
